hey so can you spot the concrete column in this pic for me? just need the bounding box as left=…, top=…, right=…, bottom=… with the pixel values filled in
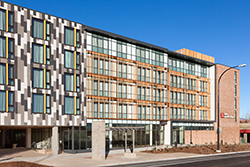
left=244, top=133, right=247, bottom=143
left=52, top=127, right=59, bottom=155
left=164, top=121, right=171, bottom=145
left=150, top=124, right=152, bottom=146
left=26, top=128, right=31, bottom=148
left=92, top=121, right=105, bottom=160
left=1, top=129, right=5, bottom=148
left=109, top=123, right=112, bottom=148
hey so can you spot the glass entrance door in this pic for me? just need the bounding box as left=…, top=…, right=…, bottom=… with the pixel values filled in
left=63, top=129, right=72, bottom=150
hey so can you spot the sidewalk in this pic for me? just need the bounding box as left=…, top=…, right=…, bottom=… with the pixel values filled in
left=0, top=147, right=200, bottom=167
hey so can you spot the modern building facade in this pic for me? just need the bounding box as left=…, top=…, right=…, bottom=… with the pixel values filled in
left=0, top=1, right=240, bottom=154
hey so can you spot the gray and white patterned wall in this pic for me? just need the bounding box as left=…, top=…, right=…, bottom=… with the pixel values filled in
left=0, top=1, right=86, bottom=126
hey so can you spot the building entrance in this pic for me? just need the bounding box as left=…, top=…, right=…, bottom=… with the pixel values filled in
left=5, top=130, right=26, bottom=148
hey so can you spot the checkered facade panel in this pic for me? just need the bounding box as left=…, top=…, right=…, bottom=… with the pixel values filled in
left=0, top=1, right=86, bottom=126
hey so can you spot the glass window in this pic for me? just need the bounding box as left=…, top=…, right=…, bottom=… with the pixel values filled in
left=46, top=22, right=50, bottom=40
left=7, top=38, right=14, bottom=59
left=65, top=50, right=74, bottom=68
left=33, top=18, right=44, bottom=39
left=99, top=81, right=103, bottom=96
left=94, top=58, right=98, bottom=74
left=0, top=64, right=6, bottom=85
left=100, top=59, right=104, bottom=75
left=138, top=106, right=141, bottom=119
left=147, top=106, right=151, bottom=119
left=119, top=63, right=122, bottom=78
left=105, top=60, right=109, bottom=75
left=32, top=44, right=43, bottom=64
left=138, top=67, right=141, bottom=81
left=105, top=103, right=109, bottom=118
left=33, top=69, right=43, bottom=88
left=46, top=71, right=50, bottom=89
left=46, top=47, right=50, bottom=65
left=0, top=37, right=6, bottom=58
left=8, top=91, right=14, bottom=112
left=33, top=94, right=43, bottom=113
left=137, top=86, right=141, bottom=100
left=119, top=104, right=122, bottom=118
left=0, top=91, right=6, bottom=111
left=46, top=95, right=50, bottom=114
left=65, top=73, right=74, bottom=91
left=76, top=52, right=80, bottom=70
left=105, top=82, right=109, bottom=96
left=94, top=102, right=98, bottom=118
left=123, top=64, right=127, bottom=78
left=100, top=103, right=104, bottom=118
left=65, top=96, right=74, bottom=114
left=76, top=30, right=80, bottom=47
left=65, top=27, right=74, bottom=46
left=93, top=80, right=98, bottom=95
left=147, top=69, right=150, bottom=82
left=123, top=105, right=127, bottom=118
left=76, top=75, right=80, bottom=92
left=123, top=84, right=127, bottom=98
left=8, top=65, right=14, bottom=86
left=0, top=10, right=6, bottom=31
left=76, top=97, right=80, bottom=114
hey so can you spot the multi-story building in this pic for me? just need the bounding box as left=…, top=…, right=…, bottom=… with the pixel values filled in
left=0, top=1, right=240, bottom=154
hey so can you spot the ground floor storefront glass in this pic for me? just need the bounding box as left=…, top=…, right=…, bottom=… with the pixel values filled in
left=172, top=122, right=214, bottom=144
left=58, top=119, right=162, bottom=153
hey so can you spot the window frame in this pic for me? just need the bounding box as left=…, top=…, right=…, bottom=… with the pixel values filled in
left=64, top=73, right=75, bottom=92
left=32, top=93, right=51, bottom=114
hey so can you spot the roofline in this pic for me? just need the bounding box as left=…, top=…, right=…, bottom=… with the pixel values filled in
left=84, top=25, right=169, bottom=53
left=216, top=63, right=240, bottom=70
left=168, top=50, right=215, bottom=67
left=2, top=0, right=215, bottom=66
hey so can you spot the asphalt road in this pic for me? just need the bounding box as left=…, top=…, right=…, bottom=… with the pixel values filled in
left=106, top=152, right=250, bottom=167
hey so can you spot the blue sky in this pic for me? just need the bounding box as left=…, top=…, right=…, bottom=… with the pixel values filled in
left=5, top=0, right=250, bottom=117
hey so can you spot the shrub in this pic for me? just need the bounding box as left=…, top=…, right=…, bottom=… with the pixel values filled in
left=205, top=142, right=208, bottom=145
left=225, top=142, right=228, bottom=145
left=187, top=144, right=191, bottom=148
left=210, top=142, right=213, bottom=145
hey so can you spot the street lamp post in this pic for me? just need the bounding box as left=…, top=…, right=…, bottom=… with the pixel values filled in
left=216, top=64, right=246, bottom=152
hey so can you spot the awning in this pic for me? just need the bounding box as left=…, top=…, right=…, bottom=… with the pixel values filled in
left=240, top=129, right=245, bottom=133
left=240, top=129, right=250, bottom=133
left=105, top=127, right=144, bottom=131
left=245, top=129, right=250, bottom=133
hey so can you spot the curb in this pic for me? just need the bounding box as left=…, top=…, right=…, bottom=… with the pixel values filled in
left=97, top=150, right=250, bottom=167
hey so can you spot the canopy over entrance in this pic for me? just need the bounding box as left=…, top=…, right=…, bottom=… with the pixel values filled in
left=105, top=126, right=144, bottom=156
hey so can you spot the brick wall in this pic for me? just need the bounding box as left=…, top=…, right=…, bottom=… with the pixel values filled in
left=216, top=64, right=240, bottom=144
left=185, top=130, right=216, bottom=144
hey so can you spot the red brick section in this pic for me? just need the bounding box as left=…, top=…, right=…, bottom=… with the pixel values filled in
left=184, top=64, right=240, bottom=145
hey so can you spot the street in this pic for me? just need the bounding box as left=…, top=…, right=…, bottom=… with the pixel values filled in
left=106, top=152, right=250, bottom=167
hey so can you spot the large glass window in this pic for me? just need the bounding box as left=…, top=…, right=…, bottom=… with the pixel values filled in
left=0, top=10, right=6, bottom=31
left=92, top=34, right=108, bottom=54
left=65, top=96, right=74, bottom=114
left=0, top=64, right=6, bottom=85
left=65, top=50, right=74, bottom=68
left=65, top=74, right=74, bottom=91
left=0, top=37, right=6, bottom=58
left=33, top=69, right=43, bottom=88
left=33, top=94, right=44, bottom=113
left=33, top=18, right=44, bottom=39
left=65, top=27, right=74, bottom=46
left=33, top=44, right=50, bottom=64
left=0, top=91, right=6, bottom=111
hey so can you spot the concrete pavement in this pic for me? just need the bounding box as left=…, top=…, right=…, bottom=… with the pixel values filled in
left=0, top=147, right=202, bottom=167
